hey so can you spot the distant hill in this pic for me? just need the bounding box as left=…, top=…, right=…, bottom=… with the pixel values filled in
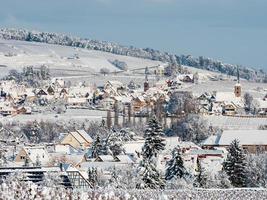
left=0, top=28, right=266, bottom=82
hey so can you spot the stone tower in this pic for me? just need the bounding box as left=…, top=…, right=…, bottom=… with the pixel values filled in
left=234, top=66, right=241, bottom=97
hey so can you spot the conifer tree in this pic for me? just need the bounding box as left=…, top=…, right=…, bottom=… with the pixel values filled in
left=142, top=116, right=166, bottom=160
left=165, top=147, right=186, bottom=180
left=88, top=167, right=98, bottom=188
left=138, top=116, right=166, bottom=189
left=139, top=160, right=165, bottom=189
left=223, top=139, right=247, bottom=187
left=91, top=136, right=103, bottom=158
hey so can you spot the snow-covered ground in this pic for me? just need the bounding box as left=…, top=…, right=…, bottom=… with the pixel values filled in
left=0, top=39, right=227, bottom=85
left=0, top=39, right=162, bottom=78
left=0, top=181, right=266, bottom=200
left=0, top=109, right=105, bottom=124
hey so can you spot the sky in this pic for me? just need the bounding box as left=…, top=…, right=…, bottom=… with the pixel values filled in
left=0, top=0, right=267, bottom=70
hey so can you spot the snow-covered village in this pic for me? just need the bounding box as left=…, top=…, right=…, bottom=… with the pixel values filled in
left=1, top=1, right=267, bottom=200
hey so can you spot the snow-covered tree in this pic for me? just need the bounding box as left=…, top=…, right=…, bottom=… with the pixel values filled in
left=194, top=158, right=207, bottom=188
left=138, top=160, right=165, bottom=189
left=246, top=154, right=267, bottom=188
left=137, top=117, right=166, bottom=189
left=168, top=115, right=209, bottom=143
left=165, top=147, right=187, bottom=180
left=142, top=116, right=166, bottom=161
left=244, top=92, right=253, bottom=112
left=88, top=167, right=99, bottom=188
left=91, top=136, right=103, bottom=158
left=223, top=139, right=247, bottom=187
left=167, top=92, right=198, bottom=115
left=106, top=132, right=124, bottom=156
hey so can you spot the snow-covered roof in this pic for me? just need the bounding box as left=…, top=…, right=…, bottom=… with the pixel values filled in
left=203, top=130, right=267, bottom=146
left=115, top=155, right=134, bottom=163
left=123, top=140, right=144, bottom=155
left=76, top=130, right=93, bottom=143
left=22, top=146, right=50, bottom=164
left=188, top=149, right=224, bottom=155
left=215, top=92, right=242, bottom=103
left=79, top=161, right=130, bottom=170
left=96, top=155, right=115, bottom=162
left=68, top=97, right=87, bottom=104
left=54, top=144, right=79, bottom=154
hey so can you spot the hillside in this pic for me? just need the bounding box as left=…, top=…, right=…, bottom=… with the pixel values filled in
left=0, top=39, right=162, bottom=78
left=0, top=28, right=266, bottom=82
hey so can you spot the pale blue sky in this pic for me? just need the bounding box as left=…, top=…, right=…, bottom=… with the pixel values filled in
left=1, top=0, right=267, bottom=70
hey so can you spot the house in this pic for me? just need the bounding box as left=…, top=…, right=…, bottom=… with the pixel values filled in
left=222, top=103, right=237, bottom=116
left=60, top=130, right=93, bottom=149
left=187, top=149, right=224, bottom=159
left=67, top=97, right=88, bottom=107
left=131, top=96, right=146, bottom=112
left=254, top=98, right=267, bottom=115
left=177, top=74, right=194, bottom=83
left=104, top=81, right=126, bottom=97
left=49, top=152, right=86, bottom=167
left=17, top=106, right=32, bottom=115
left=202, top=130, right=267, bottom=153
left=36, top=89, right=48, bottom=97
left=46, top=85, right=55, bottom=95
left=0, top=104, right=16, bottom=116
left=100, top=97, right=115, bottom=110
left=14, top=146, right=50, bottom=166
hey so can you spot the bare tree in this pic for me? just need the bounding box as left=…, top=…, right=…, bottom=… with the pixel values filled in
left=244, top=92, right=253, bottom=112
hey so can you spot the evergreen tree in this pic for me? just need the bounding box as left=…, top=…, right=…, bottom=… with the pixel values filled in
left=165, top=147, right=186, bottom=180
left=139, top=160, right=165, bottom=189
left=88, top=167, right=98, bottom=188
left=107, top=132, right=124, bottom=156
left=142, top=116, right=166, bottom=160
left=138, top=116, right=166, bottom=189
left=223, top=139, right=247, bottom=187
left=91, top=136, right=103, bottom=158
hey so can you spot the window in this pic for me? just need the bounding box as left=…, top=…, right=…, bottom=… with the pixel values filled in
left=20, top=156, right=25, bottom=160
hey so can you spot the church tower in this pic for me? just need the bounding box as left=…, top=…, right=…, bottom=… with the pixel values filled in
left=234, top=66, right=241, bottom=97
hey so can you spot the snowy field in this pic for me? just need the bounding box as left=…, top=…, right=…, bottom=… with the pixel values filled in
left=0, top=109, right=105, bottom=124
left=0, top=39, right=162, bottom=78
